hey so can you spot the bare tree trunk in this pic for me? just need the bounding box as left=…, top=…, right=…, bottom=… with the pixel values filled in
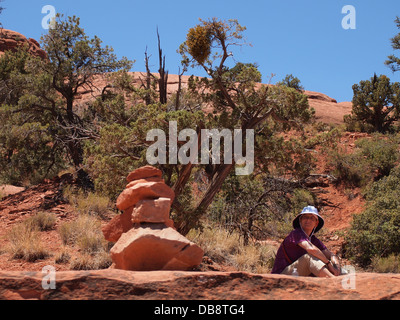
left=157, top=28, right=168, bottom=105
left=178, top=163, right=235, bottom=235
left=144, top=48, right=153, bottom=106
left=175, top=67, right=185, bottom=110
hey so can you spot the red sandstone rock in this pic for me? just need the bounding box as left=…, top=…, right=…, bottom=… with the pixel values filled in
left=116, top=181, right=175, bottom=211
left=102, top=211, right=133, bottom=243
left=0, top=269, right=399, bottom=300
left=131, top=197, right=171, bottom=224
left=126, top=166, right=162, bottom=183
left=0, top=29, right=47, bottom=59
left=125, top=177, right=164, bottom=189
left=110, top=224, right=204, bottom=271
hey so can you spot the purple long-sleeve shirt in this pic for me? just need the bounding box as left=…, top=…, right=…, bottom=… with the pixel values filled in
left=271, top=228, right=327, bottom=274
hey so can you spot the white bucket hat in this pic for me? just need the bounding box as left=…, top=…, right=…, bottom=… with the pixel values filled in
left=292, top=206, right=324, bottom=233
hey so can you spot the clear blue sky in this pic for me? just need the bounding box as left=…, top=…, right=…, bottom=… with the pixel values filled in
left=1, top=0, right=400, bottom=102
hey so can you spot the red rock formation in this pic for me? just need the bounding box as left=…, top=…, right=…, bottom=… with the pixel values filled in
left=103, top=166, right=203, bottom=271
left=110, top=224, right=204, bottom=271
left=126, top=165, right=162, bottom=183
left=0, top=29, right=47, bottom=59
left=0, top=269, right=399, bottom=300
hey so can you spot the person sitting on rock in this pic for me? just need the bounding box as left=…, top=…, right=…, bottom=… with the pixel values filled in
left=271, top=206, right=340, bottom=278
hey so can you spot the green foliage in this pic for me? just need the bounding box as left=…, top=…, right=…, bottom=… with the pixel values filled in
left=222, top=62, right=262, bottom=84
left=356, top=134, right=400, bottom=177
left=345, top=166, right=400, bottom=266
left=385, top=16, right=400, bottom=73
left=329, top=150, right=369, bottom=187
left=277, top=74, right=304, bottom=92
left=344, top=74, right=400, bottom=133
left=0, top=15, right=132, bottom=186
left=84, top=122, right=144, bottom=199
left=291, top=188, right=316, bottom=214
left=209, top=173, right=311, bottom=241
left=84, top=96, right=206, bottom=199
left=329, top=134, right=400, bottom=187
left=181, top=18, right=246, bottom=68
left=0, top=105, right=66, bottom=185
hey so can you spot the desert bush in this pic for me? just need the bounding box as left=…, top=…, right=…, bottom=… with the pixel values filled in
left=63, top=186, right=112, bottom=219
left=344, top=166, right=400, bottom=266
left=59, top=214, right=112, bottom=270
left=54, top=247, right=71, bottom=264
left=355, top=134, right=400, bottom=177
left=187, top=225, right=276, bottom=273
left=209, top=174, right=293, bottom=242
left=7, top=222, right=49, bottom=262
left=329, top=150, right=369, bottom=187
left=371, top=254, right=400, bottom=273
left=70, top=251, right=112, bottom=270
left=209, top=174, right=316, bottom=242
left=59, top=214, right=103, bottom=249
left=25, top=211, right=57, bottom=231
left=329, top=134, right=399, bottom=187
left=291, top=189, right=316, bottom=214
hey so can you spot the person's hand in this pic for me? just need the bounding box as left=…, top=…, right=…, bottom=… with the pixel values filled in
left=329, top=256, right=341, bottom=276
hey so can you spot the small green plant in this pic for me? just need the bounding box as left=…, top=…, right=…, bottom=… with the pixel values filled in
left=329, top=150, right=369, bottom=187
left=355, top=134, right=400, bottom=178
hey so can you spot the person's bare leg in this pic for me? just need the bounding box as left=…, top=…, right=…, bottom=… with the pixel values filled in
left=316, top=266, right=335, bottom=278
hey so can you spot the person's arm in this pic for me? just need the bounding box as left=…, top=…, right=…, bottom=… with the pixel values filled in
left=298, top=241, right=340, bottom=276
left=322, top=249, right=341, bottom=276
left=298, top=240, right=330, bottom=264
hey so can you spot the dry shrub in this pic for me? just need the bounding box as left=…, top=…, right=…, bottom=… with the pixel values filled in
left=371, top=254, right=400, bottom=273
left=63, top=186, right=112, bottom=219
left=7, top=223, right=49, bottom=262
left=54, top=247, right=71, bottom=264
left=59, top=214, right=112, bottom=270
left=187, top=225, right=276, bottom=273
left=59, top=214, right=103, bottom=250
left=70, top=251, right=112, bottom=270
left=25, top=211, right=57, bottom=231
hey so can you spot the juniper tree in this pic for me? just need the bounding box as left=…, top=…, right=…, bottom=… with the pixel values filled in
left=0, top=14, right=132, bottom=186
left=176, top=18, right=314, bottom=234
left=83, top=18, right=315, bottom=236
left=277, top=74, right=304, bottom=92
left=344, top=74, right=400, bottom=133
left=385, top=16, right=400, bottom=73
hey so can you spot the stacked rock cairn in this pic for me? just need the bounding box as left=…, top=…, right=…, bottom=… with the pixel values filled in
left=102, top=166, right=204, bottom=271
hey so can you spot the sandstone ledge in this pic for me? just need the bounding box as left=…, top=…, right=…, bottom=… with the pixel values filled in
left=0, top=269, right=399, bottom=300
